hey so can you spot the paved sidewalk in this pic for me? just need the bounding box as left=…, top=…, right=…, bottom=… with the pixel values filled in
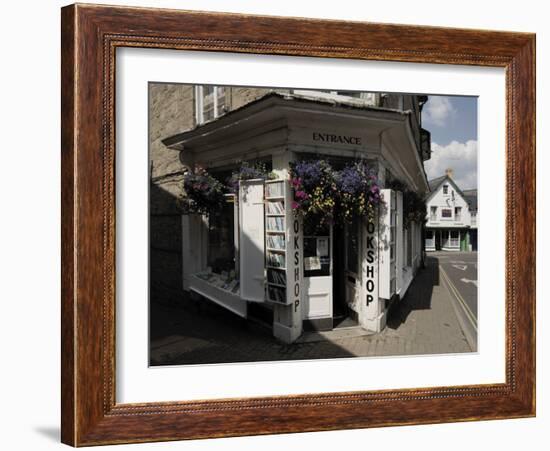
left=150, top=256, right=472, bottom=366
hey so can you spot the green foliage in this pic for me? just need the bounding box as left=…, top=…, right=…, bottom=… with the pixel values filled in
left=387, top=179, right=427, bottom=228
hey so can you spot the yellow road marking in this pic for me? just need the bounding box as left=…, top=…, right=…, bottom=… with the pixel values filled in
left=440, top=265, right=478, bottom=330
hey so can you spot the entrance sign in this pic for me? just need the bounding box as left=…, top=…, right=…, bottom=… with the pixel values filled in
left=312, top=132, right=362, bottom=145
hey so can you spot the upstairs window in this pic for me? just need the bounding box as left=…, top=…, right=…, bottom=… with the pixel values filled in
left=195, top=86, right=226, bottom=124
left=291, top=89, right=379, bottom=106
left=443, top=184, right=449, bottom=195
left=441, top=208, right=452, bottom=219
left=455, top=207, right=462, bottom=221
left=430, top=206, right=437, bottom=221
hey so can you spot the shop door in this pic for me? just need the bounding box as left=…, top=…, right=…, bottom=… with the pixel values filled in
left=303, top=221, right=333, bottom=323
left=332, top=225, right=346, bottom=319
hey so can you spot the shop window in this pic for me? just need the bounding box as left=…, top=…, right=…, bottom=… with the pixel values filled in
left=303, top=218, right=331, bottom=277
left=195, top=86, right=226, bottom=124
left=441, top=208, right=452, bottom=219
left=207, top=196, right=235, bottom=274
left=450, top=230, right=460, bottom=247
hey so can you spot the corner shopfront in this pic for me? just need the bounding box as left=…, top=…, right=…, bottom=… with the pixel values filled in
left=163, top=93, right=429, bottom=343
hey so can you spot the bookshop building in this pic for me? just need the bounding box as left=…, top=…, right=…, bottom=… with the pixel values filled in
left=162, top=89, right=431, bottom=343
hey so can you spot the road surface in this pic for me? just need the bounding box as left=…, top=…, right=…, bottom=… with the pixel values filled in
left=430, top=251, right=478, bottom=349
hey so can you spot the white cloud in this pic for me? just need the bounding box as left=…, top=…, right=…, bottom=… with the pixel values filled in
left=423, top=96, right=456, bottom=127
left=424, top=140, right=478, bottom=190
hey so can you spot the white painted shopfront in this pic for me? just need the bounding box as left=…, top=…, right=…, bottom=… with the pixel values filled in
left=164, top=92, right=429, bottom=343
left=425, top=171, right=478, bottom=252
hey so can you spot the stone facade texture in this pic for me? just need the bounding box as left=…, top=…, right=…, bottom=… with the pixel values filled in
left=149, top=84, right=194, bottom=300
left=229, top=87, right=273, bottom=109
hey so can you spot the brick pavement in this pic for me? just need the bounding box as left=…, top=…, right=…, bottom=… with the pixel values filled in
left=150, top=256, right=472, bottom=366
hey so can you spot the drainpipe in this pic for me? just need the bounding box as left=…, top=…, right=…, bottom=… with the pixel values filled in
left=421, top=221, right=427, bottom=269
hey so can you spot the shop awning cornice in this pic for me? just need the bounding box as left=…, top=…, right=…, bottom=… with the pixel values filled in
left=162, top=92, right=412, bottom=151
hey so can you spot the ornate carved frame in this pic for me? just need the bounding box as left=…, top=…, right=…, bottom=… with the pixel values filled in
left=61, top=3, right=535, bottom=446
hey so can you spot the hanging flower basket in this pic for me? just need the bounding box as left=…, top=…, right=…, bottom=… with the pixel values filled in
left=289, top=160, right=337, bottom=226
left=387, top=179, right=427, bottom=227
left=227, top=161, right=276, bottom=193
left=289, top=159, right=381, bottom=227
left=179, top=167, right=226, bottom=216
left=334, top=161, right=380, bottom=224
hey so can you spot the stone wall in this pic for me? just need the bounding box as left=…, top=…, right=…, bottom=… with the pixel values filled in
left=229, top=87, right=272, bottom=109
left=149, top=83, right=195, bottom=304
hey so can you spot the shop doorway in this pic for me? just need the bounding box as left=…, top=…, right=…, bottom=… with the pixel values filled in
left=470, top=229, right=478, bottom=251
left=332, top=225, right=347, bottom=322
left=435, top=230, right=442, bottom=251
left=332, top=223, right=359, bottom=328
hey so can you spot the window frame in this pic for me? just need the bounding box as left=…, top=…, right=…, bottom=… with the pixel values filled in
left=195, top=85, right=227, bottom=125
left=449, top=229, right=460, bottom=247
left=441, top=208, right=453, bottom=219
left=455, top=206, right=462, bottom=221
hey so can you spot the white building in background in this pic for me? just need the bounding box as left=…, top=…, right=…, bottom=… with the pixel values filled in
left=424, top=169, right=478, bottom=252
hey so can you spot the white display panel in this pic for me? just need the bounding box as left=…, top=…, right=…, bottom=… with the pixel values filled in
left=117, top=47, right=505, bottom=403
left=239, top=180, right=266, bottom=302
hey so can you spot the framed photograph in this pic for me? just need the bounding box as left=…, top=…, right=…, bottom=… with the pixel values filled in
left=61, top=3, right=535, bottom=446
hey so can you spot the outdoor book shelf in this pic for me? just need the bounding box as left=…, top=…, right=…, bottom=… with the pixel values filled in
left=264, top=179, right=293, bottom=305
left=189, top=273, right=247, bottom=318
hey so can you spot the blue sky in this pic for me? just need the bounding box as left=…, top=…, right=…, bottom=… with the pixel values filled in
left=422, top=95, right=478, bottom=190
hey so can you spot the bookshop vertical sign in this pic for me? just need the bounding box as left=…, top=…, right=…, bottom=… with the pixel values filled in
left=287, top=215, right=302, bottom=311
left=290, top=217, right=302, bottom=311
left=364, top=219, right=377, bottom=307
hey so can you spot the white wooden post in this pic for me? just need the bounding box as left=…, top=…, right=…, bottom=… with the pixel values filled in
left=271, top=153, right=303, bottom=343
left=362, top=216, right=381, bottom=332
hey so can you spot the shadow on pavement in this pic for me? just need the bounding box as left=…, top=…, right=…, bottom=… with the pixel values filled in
left=386, top=256, right=439, bottom=330
left=149, top=290, right=358, bottom=365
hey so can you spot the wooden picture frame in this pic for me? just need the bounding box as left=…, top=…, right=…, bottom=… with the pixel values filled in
left=61, top=3, right=535, bottom=446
